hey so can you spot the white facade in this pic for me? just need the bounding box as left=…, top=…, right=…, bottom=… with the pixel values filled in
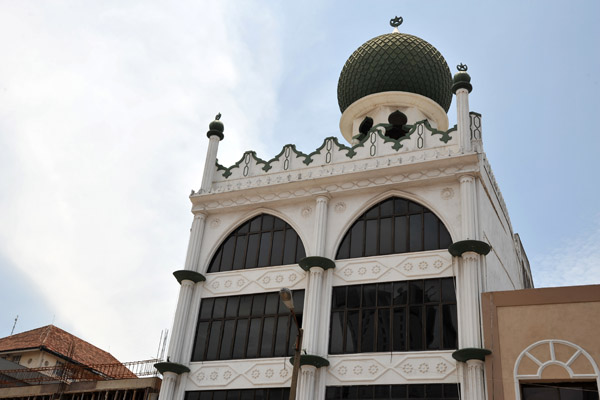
left=157, top=29, right=532, bottom=400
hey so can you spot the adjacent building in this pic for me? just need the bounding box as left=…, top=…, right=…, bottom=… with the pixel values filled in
left=0, top=325, right=161, bottom=400
left=156, top=18, right=533, bottom=400
left=482, top=285, right=600, bottom=400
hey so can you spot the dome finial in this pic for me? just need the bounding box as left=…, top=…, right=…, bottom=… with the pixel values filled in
left=390, top=16, right=403, bottom=32
left=215, top=112, right=221, bottom=120
left=457, top=63, right=468, bottom=72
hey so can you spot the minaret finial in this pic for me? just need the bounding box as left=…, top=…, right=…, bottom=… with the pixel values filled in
left=215, top=112, right=221, bottom=120
left=390, top=16, right=403, bottom=32
left=457, top=63, right=468, bottom=72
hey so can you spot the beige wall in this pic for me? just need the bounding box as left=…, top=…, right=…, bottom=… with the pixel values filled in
left=482, top=285, right=600, bottom=400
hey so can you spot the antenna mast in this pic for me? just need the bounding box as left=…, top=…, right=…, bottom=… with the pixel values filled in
left=10, top=315, right=18, bottom=335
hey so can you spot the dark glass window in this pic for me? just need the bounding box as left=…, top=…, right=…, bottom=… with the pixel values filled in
left=208, top=214, right=306, bottom=272
left=521, top=382, right=599, bottom=400
left=191, top=291, right=304, bottom=361
left=185, top=388, right=290, bottom=400
left=325, top=384, right=459, bottom=399
left=329, top=278, right=457, bottom=354
left=336, top=198, right=452, bottom=259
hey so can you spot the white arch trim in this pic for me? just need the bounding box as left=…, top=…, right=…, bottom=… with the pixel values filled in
left=513, top=339, right=600, bottom=400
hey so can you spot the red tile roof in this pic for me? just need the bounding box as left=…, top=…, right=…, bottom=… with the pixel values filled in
left=0, top=325, right=136, bottom=379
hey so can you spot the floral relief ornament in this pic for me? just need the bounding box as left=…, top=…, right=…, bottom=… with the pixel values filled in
left=440, top=187, right=454, bottom=200
left=301, top=206, right=312, bottom=217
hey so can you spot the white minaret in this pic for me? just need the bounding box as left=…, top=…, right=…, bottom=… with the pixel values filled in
left=155, top=115, right=224, bottom=400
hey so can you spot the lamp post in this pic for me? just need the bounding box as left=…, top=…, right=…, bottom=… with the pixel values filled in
left=280, top=288, right=303, bottom=400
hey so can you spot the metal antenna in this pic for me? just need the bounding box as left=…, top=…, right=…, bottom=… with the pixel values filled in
left=10, top=315, right=18, bottom=335
left=156, top=330, right=164, bottom=360
left=160, top=330, right=168, bottom=360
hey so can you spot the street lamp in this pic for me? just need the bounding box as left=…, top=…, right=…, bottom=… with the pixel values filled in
left=279, top=288, right=303, bottom=400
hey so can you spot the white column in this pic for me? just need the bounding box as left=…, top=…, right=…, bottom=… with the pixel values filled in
left=459, top=175, right=477, bottom=240
left=179, top=284, right=205, bottom=364
left=304, top=267, right=324, bottom=353
left=465, top=360, right=486, bottom=400
left=184, top=213, right=207, bottom=271
left=296, top=195, right=329, bottom=400
left=457, top=252, right=480, bottom=349
left=167, top=280, right=195, bottom=363
left=159, top=213, right=208, bottom=400
left=168, top=213, right=207, bottom=363
left=314, top=196, right=329, bottom=256
left=456, top=88, right=471, bottom=152
left=298, top=366, right=317, bottom=400
left=157, top=372, right=178, bottom=400
left=200, top=135, right=221, bottom=193
left=171, top=283, right=205, bottom=400
left=457, top=174, right=486, bottom=400
left=172, top=372, right=188, bottom=400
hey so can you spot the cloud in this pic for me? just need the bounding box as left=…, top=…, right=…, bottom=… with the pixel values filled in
left=531, top=215, right=600, bottom=288
left=0, top=1, right=283, bottom=361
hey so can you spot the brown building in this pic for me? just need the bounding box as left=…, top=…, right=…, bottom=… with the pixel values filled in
left=0, top=325, right=161, bottom=400
left=482, top=285, right=600, bottom=400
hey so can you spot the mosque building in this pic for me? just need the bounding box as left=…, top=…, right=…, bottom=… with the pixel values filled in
left=155, top=17, right=535, bottom=400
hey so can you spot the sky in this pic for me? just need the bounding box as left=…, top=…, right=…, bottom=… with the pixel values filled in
left=1, top=1, right=599, bottom=363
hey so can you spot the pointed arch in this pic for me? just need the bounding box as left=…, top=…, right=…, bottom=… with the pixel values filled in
left=336, top=196, right=452, bottom=259
left=207, top=213, right=306, bottom=272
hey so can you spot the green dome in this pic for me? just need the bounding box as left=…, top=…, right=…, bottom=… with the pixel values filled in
left=337, top=32, right=453, bottom=113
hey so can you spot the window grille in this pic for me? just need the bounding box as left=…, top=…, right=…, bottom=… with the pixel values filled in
left=329, top=278, right=457, bottom=354
left=208, top=214, right=306, bottom=272
left=191, top=291, right=304, bottom=362
left=337, top=197, right=452, bottom=259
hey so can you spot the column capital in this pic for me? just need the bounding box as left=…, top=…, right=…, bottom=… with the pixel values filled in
left=459, top=174, right=475, bottom=184
left=192, top=212, right=207, bottom=221
left=315, top=194, right=330, bottom=204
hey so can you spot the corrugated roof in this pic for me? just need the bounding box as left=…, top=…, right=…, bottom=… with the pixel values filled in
left=0, top=325, right=135, bottom=379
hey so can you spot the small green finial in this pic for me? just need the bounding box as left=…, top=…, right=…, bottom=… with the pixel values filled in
left=452, top=64, right=472, bottom=94
left=207, top=113, right=224, bottom=140
left=390, top=16, right=403, bottom=28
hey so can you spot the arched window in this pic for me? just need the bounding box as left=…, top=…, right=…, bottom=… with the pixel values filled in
left=208, top=214, right=306, bottom=272
left=336, top=197, right=452, bottom=259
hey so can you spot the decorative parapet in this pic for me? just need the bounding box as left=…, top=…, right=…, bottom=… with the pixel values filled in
left=469, top=112, right=482, bottom=141
left=212, top=120, right=458, bottom=184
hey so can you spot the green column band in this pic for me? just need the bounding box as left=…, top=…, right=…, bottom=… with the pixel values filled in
left=448, top=240, right=491, bottom=257
left=298, top=256, right=336, bottom=271
left=288, top=354, right=330, bottom=368
left=452, top=348, right=492, bottom=362
left=154, top=361, right=191, bottom=375
left=173, top=270, right=206, bottom=284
